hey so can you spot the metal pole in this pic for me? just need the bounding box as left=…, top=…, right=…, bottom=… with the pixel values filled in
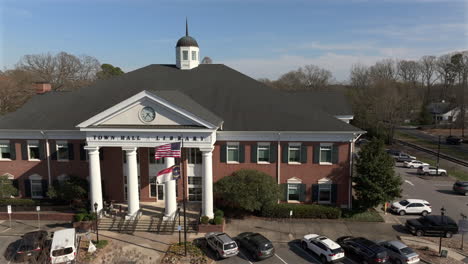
left=8, top=214, right=11, bottom=229
left=440, top=207, right=445, bottom=254
left=461, top=214, right=467, bottom=250
left=95, top=206, right=99, bottom=243
left=37, top=211, right=40, bottom=230
left=436, top=136, right=441, bottom=175
left=178, top=207, right=181, bottom=244
left=181, top=138, right=187, bottom=256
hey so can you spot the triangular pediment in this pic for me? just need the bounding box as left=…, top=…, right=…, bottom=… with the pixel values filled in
left=77, top=90, right=219, bottom=129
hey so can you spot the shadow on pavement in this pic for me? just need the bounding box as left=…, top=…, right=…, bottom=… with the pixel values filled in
left=392, top=224, right=412, bottom=235
left=45, top=222, right=72, bottom=229
left=436, top=190, right=456, bottom=195
left=287, top=240, right=320, bottom=263
left=193, top=237, right=217, bottom=261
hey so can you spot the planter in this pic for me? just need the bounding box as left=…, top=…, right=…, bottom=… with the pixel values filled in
left=197, top=219, right=225, bottom=233
left=73, top=220, right=97, bottom=232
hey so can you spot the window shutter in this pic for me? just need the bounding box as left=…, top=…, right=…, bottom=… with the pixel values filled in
left=68, top=143, right=74, bottom=160
left=280, top=183, right=288, bottom=201
left=313, top=145, right=320, bottom=164
left=269, top=145, right=277, bottom=163
left=311, top=184, right=319, bottom=202
left=9, top=142, right=16, bottom=160
left=99, top=148, right=104, bottom=160
left=50, top=141, right=57, bottom=160
left=299, top=184, right=306, bottom=202
left=41, top=180, right=48, bottom=197
left=149, top=149, right=155, bottom=164
left=331, top=184, right=338, bottom=204
left=239, top=144, right=245, bottom=163
left=220, top=144, right=227, bottom=163
left=332, top=145, right=339, bottom=164
left=39, top=141, right=46, bottom=160
left=24, top=179, right=31, bottom=197
left=300, top=145, right=308, bottom=163
left=281, top=144, right=288, bottom=163
left=12, top=179, right=19, bottom=190
left=21, top=143, right=28, bottom=160
left=251, top=144, right=257, bottom=163
left=80, top=144, right=86, bottom=161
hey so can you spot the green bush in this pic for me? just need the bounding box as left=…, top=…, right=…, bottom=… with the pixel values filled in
left=74, top=211, right=97, bottom=222
left=74, top=213, right=85, bottom=222
left=214, top=209, right=224, bottom=218
left=200, top=215, right=209, bottom=224
left=93, top=240, right=108, bottom=249
left=261, top=204, right=341, bottom=219
left=214, top=216, right=224, bottom=225
left=0, top=198, right=36, bottom=206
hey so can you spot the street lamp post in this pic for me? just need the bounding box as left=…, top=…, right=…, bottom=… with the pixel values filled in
left=94, top=202, right=99, bottom=243
left=461, top=213, right=467, bottom=250
left=439, top=207, right=446, bottom=255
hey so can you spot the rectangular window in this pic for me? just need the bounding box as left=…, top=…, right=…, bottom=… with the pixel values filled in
left=227, top=143, right=239, bottom=163
left=56, top=141, right=69, bottom=161
left=0, top=140, right=11, bottom=160
left=258, top=144, right=270, bottom=163
left=189, top=187, right=202, bottom=201
left=28, top=140, right=40, bottom=160
left=191, top=51, right=196, bottom=60
left=320, top=145, right=332, bottom=164
left=188, top=176, right=202, bottom=185
left=31, top=179, right=43, bottom=198
left=288, top=184, right=299, bottom=201
left=288, top=144, right=301, bottom=163
left=149, top=176, right=157, bottom=197
left=183, top=51, right=188, bottom=60
left=318, top=184, right=331, bottom=203
left=188, top=148, right=202, bottom=164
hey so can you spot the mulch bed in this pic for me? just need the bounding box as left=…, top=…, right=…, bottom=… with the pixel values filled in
left=161, top=242, right=210, bottom=264
left=412, top=245, right=464, bottom=264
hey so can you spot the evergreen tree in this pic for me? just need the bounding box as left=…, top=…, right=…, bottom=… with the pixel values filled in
left=354, top=138, right=402, bottom=209
left=96, top=63, right=124, bottom=80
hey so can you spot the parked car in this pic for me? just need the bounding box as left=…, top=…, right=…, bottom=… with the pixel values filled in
left=417, top=166, right=447, bottom=176
left=378, top=240, right=420, bottom=264
left=395, top=153, right=417, bottom=162
left=446, top=136, right=463, bottom=145
left=301, top=234, right=345, bottom=263
left=386, top=149, right=401, bottom=156
left=403, top=160, right=429, bottom=169
left=391, top=199, right=431, bottom=216
left=205, top=232, right=239, bottom=259
left=4, top=230, right=48, bottom=262
left=50, top=228, right=77, bottom=264
left=453, top=181, right=468, bottom=196
left=336, top=236, right=388, bottom=263
left=405, top=215, right=458, bottom=238
left=235, top=232, right=274, bottom=260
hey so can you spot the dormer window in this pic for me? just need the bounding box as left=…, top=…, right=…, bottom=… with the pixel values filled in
left=192, top=51, right=197, bottom=61
left=183, top=51, right=188, bottom=60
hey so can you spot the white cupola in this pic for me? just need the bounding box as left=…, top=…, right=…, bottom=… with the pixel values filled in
left=176, top=19, right=200, bottom=70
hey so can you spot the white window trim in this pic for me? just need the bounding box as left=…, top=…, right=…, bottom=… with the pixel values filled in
left=29, top=174, right=43, bottom=199
left=287, top=183, right=300, bottom=202
left=56, top=140, right=69, bottom=162
left=318, top=183, right=332, bottom=204
left=27, top=140, right=40, bottom=161
left=257, top=142, right=270, bottom=164
left=226, top=142, right=240, bottom=164
left=288, top=143, right=301, bottom=165
left=319, top=143, right=333, bottom=165
left=0, top=140, right=11, bottom=161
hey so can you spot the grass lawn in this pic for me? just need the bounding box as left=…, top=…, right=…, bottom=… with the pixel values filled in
left=417, top=156, right=468, bottom=181
left=341, top=208, right=384, bottom=222
left=395, top=131, right=468, bottom=161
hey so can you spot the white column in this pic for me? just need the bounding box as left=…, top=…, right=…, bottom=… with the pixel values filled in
left=123, top=147, right=140, bottom=217
left=164, top=157, right=177, bottom=220
left=84, top=146, right=103, bottom=214
left=201, top=148, right=214, bottom=219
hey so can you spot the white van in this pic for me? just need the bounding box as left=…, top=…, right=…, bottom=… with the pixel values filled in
left=50, top=228, right=77, bottom=264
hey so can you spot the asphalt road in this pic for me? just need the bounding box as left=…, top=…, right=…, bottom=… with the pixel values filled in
left=394, top=163, right=468, bottom=224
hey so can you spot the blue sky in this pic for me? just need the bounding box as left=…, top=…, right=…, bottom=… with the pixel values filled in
left=1, top=0, right=467, bottom=81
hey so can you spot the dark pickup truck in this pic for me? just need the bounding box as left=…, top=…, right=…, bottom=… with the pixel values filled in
left=405, top=215, right=458, bottom=238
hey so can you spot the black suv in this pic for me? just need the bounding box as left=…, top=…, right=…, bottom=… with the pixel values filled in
left=453, top=181, right=468, bottom=196
left=405, top=215, right=458, bottom=238
left=4, top=230, right=48, bottom=262
left=446, top=136, right=463, bottom=145
left=235, top=232, right=275, bottom=261
left=337, top=236, right=388, bottom=264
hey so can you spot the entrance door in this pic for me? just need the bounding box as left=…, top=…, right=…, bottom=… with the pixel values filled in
left=157, top=184, right=164, bottom=201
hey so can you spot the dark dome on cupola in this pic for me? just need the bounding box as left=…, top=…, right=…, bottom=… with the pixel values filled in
left=176, top=36, right=198, bottom=47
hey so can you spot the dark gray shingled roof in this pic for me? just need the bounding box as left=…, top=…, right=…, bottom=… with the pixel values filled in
left=0, top=64, right=361, bottom=132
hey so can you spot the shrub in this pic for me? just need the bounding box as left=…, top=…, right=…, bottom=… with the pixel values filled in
left=0, top=198, right=36, bottom=206
left=261, top=204, right=341, bottom=219
left=74, top=211, right=97, bottom=222
left=93, top=240, right=108, bottom=249
left=74, top=213, right=85, bottom=222
left=214, top=209, right=224, bottom=218
left=214, top=216, right=224, bottom=225
left=200, top=215, right=210, bottom=224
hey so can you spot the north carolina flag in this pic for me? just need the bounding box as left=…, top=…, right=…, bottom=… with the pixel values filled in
left=156, top=165, right=181, bottom=184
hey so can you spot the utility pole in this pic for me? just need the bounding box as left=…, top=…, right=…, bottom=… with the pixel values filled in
left=461, top=213, right=467, bottom=250
left=440, top=207, right=446, bottom=255
left=436, top=136, right=441, bottom=175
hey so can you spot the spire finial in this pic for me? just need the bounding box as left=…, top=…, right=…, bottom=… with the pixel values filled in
left=185, top=17, right=188, bottom=36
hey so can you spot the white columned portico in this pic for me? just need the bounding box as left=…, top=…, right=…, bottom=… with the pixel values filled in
left=201, top=148, right=214, bottom=218
left=123, top=147, right=140, bottom=217
left=84, top=146, right=103, bottom=213
left=164, top=157, right=177, bottom=220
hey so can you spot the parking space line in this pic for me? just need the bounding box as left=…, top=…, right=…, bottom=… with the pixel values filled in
left=274, top=253, right=288, bottom=264
left=238, top=252, right=253, bottom=264
left=292, top=244, right=321, bottom=263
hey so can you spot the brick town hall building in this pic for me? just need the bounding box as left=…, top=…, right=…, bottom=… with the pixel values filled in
left=0, top=26, right=364, bottom=219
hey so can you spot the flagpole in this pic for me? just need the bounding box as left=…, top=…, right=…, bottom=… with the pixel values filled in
left=181, top=136, right=187, bottom=257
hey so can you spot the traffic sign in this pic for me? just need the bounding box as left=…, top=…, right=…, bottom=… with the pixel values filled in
left=459, top=219, right=468, bottom=232
left=177, top=225, right=182, bottom=231
left=7, top=205, right=11, bottom=214
left=36, top=206, right=40, bottom=212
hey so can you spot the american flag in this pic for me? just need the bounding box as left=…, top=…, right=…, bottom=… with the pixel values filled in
left=155, top=142, right=181, bottom=159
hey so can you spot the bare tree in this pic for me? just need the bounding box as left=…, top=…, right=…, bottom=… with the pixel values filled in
left=268, top=64, right=333, bottom=91
left=436, top=54, right=457, bottom=99
left=419, top=55, right=439, bottom=101
left=369, top=59, right=396, bottom=82
left=16, top=52, right=100, bottom=90
left=0, top=70, right=36, bottom=114
left=201, top=56, right=213, bottom=64
left=397, top=60, right=420, bottom=86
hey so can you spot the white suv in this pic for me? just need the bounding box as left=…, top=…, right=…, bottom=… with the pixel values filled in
left=301, top=234, right=345, bottom=263
left=391, top=199, right=432, bottom=216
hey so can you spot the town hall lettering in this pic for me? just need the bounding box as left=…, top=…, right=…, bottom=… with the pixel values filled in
left=91, top=135, right=205, bottom=141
